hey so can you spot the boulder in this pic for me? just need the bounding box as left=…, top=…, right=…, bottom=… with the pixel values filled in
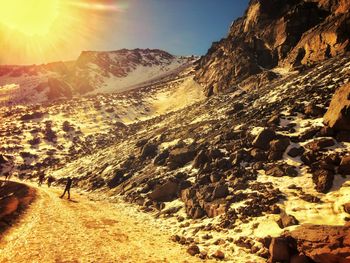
left=324, top=83, right=350, bottom=131
left=339, top=156, right=350, bottom=175
left=212, top=250, right=225, bottom=260
left=270, top=138, right=290, bottom=153
left=0, top=155, right=8, bottom=165
left=266, top=166, right=284, bottom=177
left=203, top=200, right=229, bottom=218
left=277, top=211, right=299, bottom=229
left=107, top=169, right=126, bottom=188
left=187, top=244, right=200, bottom=256
left=140, top=143, right=158, bottom=159
left=288, top=224, right=350, bottom=263
left=288, top=147, right=305, bottom=158
left=253, top=129, right=277, bottom=150
left=149, top=181, right=178, bottom=202
left=269, top=238, right=291, bottom=262
left=193, top=150, right=210, bottom=169
left=167, top=147, right=196, bottom=170
left=343, top=203, right=350, bottom=214
left=266, top=164, right=298, bottom=178
left=212, top=184, right=229, bottom=199
left=20, top=112, right=45, bottom=121
left=304, top=103, right=325, bottom=118
left=250, top=148, right=268, bottom=161
left=312, top=169, right=334, bottom=193
left=153, top=150, right=169, bottom=166
left=305, top=138, right=335, bottom=151
left=301, top=151, right=318, bottom=165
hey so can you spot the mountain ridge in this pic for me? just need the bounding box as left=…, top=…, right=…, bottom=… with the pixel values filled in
left=195, top=0, right=350, bottom=95
left=0, top=48, right=196, bottom=105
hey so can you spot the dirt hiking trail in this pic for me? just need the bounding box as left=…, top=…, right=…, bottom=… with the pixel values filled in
left=0, top=183, right=206, bottom=263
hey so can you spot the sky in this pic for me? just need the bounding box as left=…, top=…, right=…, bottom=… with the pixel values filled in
left=0, top=0, right=249, bottom=64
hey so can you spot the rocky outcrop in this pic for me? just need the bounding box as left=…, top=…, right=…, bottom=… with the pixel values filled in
left=195, top=0, right=350, bottom=95
left=266, top=224, right=350, bottom=263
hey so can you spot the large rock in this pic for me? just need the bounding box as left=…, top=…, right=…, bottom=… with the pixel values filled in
left=0, top=155, right=8, bottom=165
left=149, top=181, right=179, bottom=202
left=187, top=244, right=200, bottom=256
left=288, top=224, right=350, bottom=263
left=140, top=143, right=158, bottom=159
left=277, top=211, right=299, bottom=229
left=167, top=147, right=196, bottom=170
left=324, top=83, right=350, bottom=131
left=343, top=203, right=350, bottom=214
left=339, top=156, right=350, bottom=175
left=312, top=169, right=334, bottom=193
left=253, top=129, right=277, bottom=150
left=193, top=150, right=210, bottom=169
left=269, top=238, right=291, bottom=262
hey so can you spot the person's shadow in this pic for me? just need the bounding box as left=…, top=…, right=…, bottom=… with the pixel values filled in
left=68, top=199, right=79, bottom=203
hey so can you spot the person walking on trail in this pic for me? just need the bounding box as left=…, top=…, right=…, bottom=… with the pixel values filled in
left=60, top=177, right=73, bottom=199
left=47, top=176, right=54, bottom=188
left=38, top=172, right=45, bottom=187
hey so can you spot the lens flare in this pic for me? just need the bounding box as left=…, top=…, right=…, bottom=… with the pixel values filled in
left=0, top=0, right=128, bottom=64
left=68, top=0, right=126, bottom=12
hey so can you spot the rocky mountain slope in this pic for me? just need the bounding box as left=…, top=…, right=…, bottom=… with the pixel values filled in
left=2, top=51, right=348, bottom=262
left=1, top=1, right=350, bottom=262
left=195, top=0, right=350, bottom=95
left=0, top=49, right=195, bottom=104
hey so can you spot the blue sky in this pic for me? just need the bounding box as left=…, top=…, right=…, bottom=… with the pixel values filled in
left=94, top=0, right=250, bottom=56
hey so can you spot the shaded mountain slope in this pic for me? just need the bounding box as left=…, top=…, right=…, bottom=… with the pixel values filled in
left=195, top=0, right=350, bottom=95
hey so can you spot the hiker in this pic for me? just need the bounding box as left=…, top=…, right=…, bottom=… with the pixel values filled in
left=60, top=177, right=73, bottom=199
left=4, top=172, right=11, bottom=182
left=38, top=172, right=45, bottom=186
left=47, top=176, right=54, bottom=188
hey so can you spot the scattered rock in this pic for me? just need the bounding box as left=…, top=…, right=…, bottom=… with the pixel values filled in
left=212, top=250, right=225, bottom=260
left=187, top=244, right=200, bottom=256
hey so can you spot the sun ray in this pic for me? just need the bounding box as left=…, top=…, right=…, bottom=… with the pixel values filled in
left=0, top=0, right=128, bottom=64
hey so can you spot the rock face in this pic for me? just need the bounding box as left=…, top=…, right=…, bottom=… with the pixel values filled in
left=195, top=0, right=350, bottom=95
left=266, top=224, right=350, bottom=263
left=324, top=83, right=350, bottom=131
left=289, top=224, right=350, bottom=263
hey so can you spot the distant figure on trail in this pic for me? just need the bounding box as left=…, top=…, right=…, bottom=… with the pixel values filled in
left=4, top=172, right=11, bottom=182
left=60, top=177, right=72, bottom=200
left=47, top=176, right=55, bottom=188
left=38, top=172, right=45, bottom=187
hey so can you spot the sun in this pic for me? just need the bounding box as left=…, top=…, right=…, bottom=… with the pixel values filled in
left=0, top=0, right=127, bottom=64
left=0, top=0, right=59, bottom=36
